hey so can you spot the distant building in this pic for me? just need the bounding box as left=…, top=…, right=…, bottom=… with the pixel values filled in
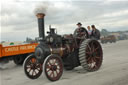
left=123, top=32, right=128, bottom=39
left=110, top=31, right=128, bottom=40
left=110, top=32, right=120, bottom=40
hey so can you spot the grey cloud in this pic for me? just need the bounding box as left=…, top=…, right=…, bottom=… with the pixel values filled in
left=1, top=2, right=37, bottom=31
left=1, top=1, right=128, bottom=41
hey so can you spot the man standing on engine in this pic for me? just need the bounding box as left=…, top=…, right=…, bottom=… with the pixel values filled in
left=91, top=25, right=101, bottom=40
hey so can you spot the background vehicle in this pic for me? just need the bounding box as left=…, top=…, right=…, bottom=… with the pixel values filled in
left=100, top=35, right=116, bottom=44
left=0, top=43, right=38, bottom=65
left=23, top=13, right=103, bottom=81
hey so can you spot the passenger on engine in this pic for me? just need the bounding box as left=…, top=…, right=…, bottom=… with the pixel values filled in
left=91, top=25, right=101, bottom=40
left=87, top=26, right=92, bottom=38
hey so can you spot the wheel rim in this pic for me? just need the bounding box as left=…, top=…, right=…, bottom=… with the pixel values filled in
left=85, top=40, right=103, bottom=70
left=44, top=55, right=63, bottom=81
left=24, top=54, right=42, bottom=79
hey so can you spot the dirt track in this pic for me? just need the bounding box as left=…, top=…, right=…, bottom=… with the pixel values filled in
left=0, top=40, right=128, bottom=85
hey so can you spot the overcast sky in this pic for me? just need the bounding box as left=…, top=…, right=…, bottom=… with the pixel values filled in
left=0, top=0, right=128, bottom=42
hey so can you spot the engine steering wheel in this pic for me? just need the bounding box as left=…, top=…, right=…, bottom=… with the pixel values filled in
left=73, top=30, right=89, bottom=39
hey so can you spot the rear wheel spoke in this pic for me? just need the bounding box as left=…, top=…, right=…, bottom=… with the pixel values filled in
left=91, top=42, right=95, bottom=52
left=95, top=56, right=100, bottom=59
left=93, top=57, right=97, bottom=62
left=86, top=51, right=92, bottom=54
left=94, top=64, right=98, bottom=68
left=87, top=56, right=91, bottom=61
left=94, top=47, right=99, bottom=52
left=87, top=44, right=92, bottom=52
left=88, top=58, right=93, bottom=63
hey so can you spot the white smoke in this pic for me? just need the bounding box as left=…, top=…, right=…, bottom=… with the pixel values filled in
left=34, top=2, right=51, bottom=14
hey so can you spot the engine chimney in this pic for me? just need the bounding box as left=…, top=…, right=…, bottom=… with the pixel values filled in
left=36, top=13, right=45, bottom=40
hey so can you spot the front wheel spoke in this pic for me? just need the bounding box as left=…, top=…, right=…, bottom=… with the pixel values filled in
left=36, top=67, right=41, bottom=71
left=27, top=62, right=32, bottom=66
left=47, top=69, right=51, bottom=72
left=36, top=64, right=41, bottom=68
left=46, top=64, right=51, bottom=69
left=32, top=70, right=35, bottom=76
left=36, top=67, right=40, bottom=70
left=34, top=70, right=37, bottom=75
left=26, top=65, right=31, bottom=69
left=53, top=71, right=55, bottom=78
left=28, top=68, right=32, bottom=73
left=55, top=70, right=59, bottom=74
left=53, top=59, right=57, bottom=65
left=57, top=67, right=60, bottom=70
left=49, top=61, right=53, bottom=66
left=49, top=71, right=54, bottom=77
left=51, top=59, right=55, bottom=65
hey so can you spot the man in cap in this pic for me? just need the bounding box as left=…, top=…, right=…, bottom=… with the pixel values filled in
left=73, top=22, right=88, bottom=45
left=74, top=22, right=88, bottom=39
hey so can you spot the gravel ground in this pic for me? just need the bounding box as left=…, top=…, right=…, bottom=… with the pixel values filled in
left=0, top=40, right=128, bottom=85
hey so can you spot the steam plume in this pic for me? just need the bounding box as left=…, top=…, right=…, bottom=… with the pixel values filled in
left=34, top=2, right=50, bottom=14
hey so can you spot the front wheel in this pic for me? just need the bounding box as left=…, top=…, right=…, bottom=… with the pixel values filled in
left=23, top=54, right=43, bottom=79
left=43, top=54, right=63, bottom=81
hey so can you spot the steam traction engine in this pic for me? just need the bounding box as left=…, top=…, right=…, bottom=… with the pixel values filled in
left=23, top=13, right=103, bottom=81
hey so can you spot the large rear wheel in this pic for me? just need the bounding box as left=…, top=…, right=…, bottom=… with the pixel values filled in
left=43, top=54, right=63, bottom=81
left=79, top=39, right=103, bottom=72
left=23, top=54, right=43, bottom=79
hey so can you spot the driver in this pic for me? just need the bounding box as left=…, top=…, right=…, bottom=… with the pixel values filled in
left=74, top=22, right=88, bottom=39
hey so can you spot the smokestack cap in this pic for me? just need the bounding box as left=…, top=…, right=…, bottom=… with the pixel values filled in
left=36, top=13, right=45, bottom=18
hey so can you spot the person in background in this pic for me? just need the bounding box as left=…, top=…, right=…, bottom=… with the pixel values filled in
left=91, top=25, right=101, bottom=40
left=87, top=26, right=92, bottom=38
